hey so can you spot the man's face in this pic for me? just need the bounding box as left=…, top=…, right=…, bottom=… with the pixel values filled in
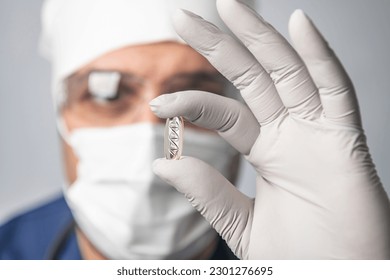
left=61, top=41, right=226, bottom=183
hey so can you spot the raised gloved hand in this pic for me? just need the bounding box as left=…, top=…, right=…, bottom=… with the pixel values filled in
left=150, top=0, right=390, bottom=259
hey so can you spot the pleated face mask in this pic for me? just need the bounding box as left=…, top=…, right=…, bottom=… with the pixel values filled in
left=64, top=123, right=238, bottom=259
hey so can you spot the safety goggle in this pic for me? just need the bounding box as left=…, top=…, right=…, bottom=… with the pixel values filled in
left=60, top=70, right=228, bottom=127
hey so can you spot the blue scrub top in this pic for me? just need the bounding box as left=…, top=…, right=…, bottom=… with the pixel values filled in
left=0, top=196, right=81, bottom=260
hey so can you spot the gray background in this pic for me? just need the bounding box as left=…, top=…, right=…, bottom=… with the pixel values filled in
left=0, top=0, right=389, bottom=224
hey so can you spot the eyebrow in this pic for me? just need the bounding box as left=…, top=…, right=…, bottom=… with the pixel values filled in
left=68, top=69, right=226, bottom=87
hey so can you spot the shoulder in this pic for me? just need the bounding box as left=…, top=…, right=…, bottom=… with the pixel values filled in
left=0, top=195, right=74, bottom=259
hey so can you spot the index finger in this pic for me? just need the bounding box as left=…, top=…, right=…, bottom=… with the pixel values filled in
left=173, top=9, right=286, bottom=126
left=150, top=91, right=260, bottom=155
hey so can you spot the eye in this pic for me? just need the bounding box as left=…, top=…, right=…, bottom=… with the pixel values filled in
left=89, top=90, right=119, bottom=104
left=88, top=83, right=140, bottom=107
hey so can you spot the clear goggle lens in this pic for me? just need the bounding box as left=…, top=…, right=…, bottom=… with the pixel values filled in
left=59, top=70, right=228, bottom=127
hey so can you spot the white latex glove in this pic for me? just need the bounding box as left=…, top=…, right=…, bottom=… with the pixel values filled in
left=150, top=0, right=390, bottom=259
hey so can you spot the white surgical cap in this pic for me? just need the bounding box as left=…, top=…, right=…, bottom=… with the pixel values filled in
left=40, top=0, right=229, bottom=100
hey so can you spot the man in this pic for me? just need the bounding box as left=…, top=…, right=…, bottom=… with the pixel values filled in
left=1, top=0, right=390, bottom=260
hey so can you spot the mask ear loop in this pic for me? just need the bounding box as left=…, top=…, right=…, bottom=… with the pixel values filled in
left=52, top=80, right=74, bottom=192
left=54, top=80, right=72, bottom=145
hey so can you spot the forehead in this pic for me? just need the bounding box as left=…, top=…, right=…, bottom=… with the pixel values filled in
left=76, top=41, right=217, bottom=81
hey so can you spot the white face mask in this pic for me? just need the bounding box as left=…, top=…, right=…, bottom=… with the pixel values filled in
left=65, top=123, right=238, bottom=259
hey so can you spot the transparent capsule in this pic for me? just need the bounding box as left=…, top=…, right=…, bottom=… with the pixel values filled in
left=164, top=116, right=184, bottom=160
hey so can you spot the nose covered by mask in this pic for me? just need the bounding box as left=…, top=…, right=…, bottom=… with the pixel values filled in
left=64, top=123, right=238, bottom=259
